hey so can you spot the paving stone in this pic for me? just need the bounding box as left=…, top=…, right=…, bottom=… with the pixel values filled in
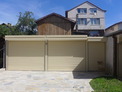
left=0, top=69, right=104, bottom=92
left=49, top=88, right=57, bottom=92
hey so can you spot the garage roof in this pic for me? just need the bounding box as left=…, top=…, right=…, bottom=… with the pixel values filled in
left=5, top=35, right=106, bottom=42
left=105, top=22, right=122, bottom=37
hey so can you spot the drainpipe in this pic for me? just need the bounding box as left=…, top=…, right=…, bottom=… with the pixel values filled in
left=113, top=36, right=118, bottom=78
left=76, top=14, right=78, bottom=32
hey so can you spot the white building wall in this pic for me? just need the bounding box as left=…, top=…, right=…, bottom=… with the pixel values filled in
left=67, top=2, right=105, bottom=30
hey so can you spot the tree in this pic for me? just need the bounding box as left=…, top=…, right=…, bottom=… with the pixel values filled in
left=16, top=11, right=37, bottom=35
left=0, top=24, right=11, bottom=37
left=0, top=24, right=21, bottom=36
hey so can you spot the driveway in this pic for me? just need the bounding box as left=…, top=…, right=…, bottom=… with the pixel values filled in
left=0, top=69, right=104, bottom=92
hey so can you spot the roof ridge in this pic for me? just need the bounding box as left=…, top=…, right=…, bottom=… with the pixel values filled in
left=66, top=1, right=106, bottom=12
left=35, top=13, right=76, bottom=23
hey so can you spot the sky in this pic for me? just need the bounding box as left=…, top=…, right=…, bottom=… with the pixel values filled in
left=0, top=0, right=122, bottom=28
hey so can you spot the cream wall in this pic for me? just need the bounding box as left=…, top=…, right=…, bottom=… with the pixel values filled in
left=88, top=42, right=106, bottom=71
left=106, top=37, right=114, bottom=75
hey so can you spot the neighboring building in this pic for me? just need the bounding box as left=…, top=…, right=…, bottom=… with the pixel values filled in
left=1, top=23, right=12, bottom=27
left=105, top=22, right=122, bottom=78
left=66, top=1, right=106, bottom=36
left=36, top=13, right=75, bottom=35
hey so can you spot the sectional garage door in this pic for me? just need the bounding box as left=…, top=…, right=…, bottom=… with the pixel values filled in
left=48, top=41, right=86, bottom=71
left=6, top=41, right=86, bottom=71
left=7, top=41, right=45, bottom=71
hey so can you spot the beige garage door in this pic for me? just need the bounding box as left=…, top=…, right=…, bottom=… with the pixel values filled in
left=7, top=41, right=45, bottom=71
left=48, top=41, right=86, bottom=71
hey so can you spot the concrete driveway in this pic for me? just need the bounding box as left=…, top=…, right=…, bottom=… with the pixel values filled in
left=0, top=69, right=104, bottom=92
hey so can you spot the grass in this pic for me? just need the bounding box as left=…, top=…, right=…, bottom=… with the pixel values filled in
left=90, top=76, right=122, bottom=92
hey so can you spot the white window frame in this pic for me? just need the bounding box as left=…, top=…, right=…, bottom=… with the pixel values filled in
left=78, top=18, right=87, bottom=25
left=90, top=8, right=97, bottom=14
left=90, top=18, right=100, bottom=25
left=77, top=8, right=87, bottom=14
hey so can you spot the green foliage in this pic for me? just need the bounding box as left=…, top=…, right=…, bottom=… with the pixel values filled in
left=0, top=24, right=22, bottom=37
left=0, top=11, right=37, bottom=36
left=90, top=76, right=122, bottom=92
left=0, top=25, right=11, bottom=37
left=16, top=11, right=37, bottom=35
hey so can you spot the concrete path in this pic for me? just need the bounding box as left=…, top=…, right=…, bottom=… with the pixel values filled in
left=0, top=69, right=104, bottom=92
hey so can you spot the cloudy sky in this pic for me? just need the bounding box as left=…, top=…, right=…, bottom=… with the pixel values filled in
left=0, top=0, right=121, bottom=28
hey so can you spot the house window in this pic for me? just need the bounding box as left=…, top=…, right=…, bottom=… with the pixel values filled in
left=77, top=8, right=87, bottom=14
left=89, top=31, right=100, bottom=36
left=90, top=8, right=97, bottom=14
left=78, top=18, right=87, bottom=25
left=90, top=18, right=100, bottom=25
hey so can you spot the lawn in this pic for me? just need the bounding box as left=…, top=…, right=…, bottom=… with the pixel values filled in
left=90, top=76, right=122, bottom=92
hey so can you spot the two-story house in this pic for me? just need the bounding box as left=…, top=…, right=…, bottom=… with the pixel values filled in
left=66, top=1, right=106, bottom=36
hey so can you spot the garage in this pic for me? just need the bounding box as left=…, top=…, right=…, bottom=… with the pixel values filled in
left=48, top=41, right=86, bottom=71
left=6, top=40, right=45, bottom=71
left=5, top=35, right=106, bottom=72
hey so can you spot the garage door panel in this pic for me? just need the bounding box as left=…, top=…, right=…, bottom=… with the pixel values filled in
left=48, top=41, right=86, bottom=71
left=48, top=57, right=84, bottom=64
left=48, top=61, right=85, bottom=71
left=7, top=57, right=44, bottom=70
left=7, top=41, right=45, bottom=71
left=8, top=41, right=44, bottom=57
left=48, top=43, right=84, bottom=57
